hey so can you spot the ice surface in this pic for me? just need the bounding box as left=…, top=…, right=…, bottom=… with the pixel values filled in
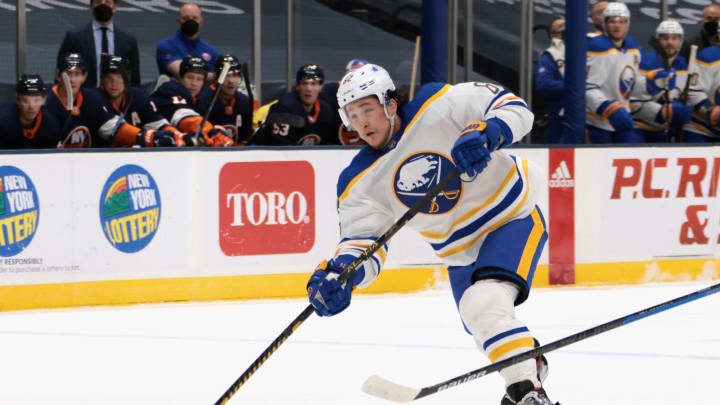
left=1, top=281, right=718, bottom=404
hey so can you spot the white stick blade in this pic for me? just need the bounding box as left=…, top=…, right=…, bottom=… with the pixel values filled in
left=362, top=375, right=420, bottom=403
left=61, top=72, right=73, bottom=111
left=218, top=62, right=231, bottom=85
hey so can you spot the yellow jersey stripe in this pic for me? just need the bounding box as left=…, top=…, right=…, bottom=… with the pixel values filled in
left=335, top=242, right=388, bottom=265
left=420, top=167, right=516, bottom=240
left=346, top=242, right=388, bottom=265
left=492, top=95, right=525, bottom=111
left=436, top=159, right=530, bottom=258
left=586, top=111, right=608, bottom=121
left=588, top=49, right=616, bottom=56
left=338, top=159, right=383, bottom=204
left=338, top=84, right=453, bottom=204
left=488, top=337, right=535, bottom=363
left=697, top=59, right=720, bottom=67
left=403, top=84, right=453, bottom=134
left=516, top=208, right=545, bottom=280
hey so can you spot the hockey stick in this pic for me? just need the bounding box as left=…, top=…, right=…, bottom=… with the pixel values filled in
left=681, top=45, right=698, bottom=105
left=58, top=72, right=74, bottom=139
left=241, top=62, right=254, bottom=112
left=214, top=167, right=462, bottom=405
left=362, top=281, right=720, bottom=403
left=194, top=62, right=231, bottom=145
left=682, top=45, right=720, bottom=141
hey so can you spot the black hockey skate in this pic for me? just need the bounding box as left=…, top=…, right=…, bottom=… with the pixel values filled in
left=499, top=339, right=550, bottom=405
left=503, top=380, right=559, bottom=405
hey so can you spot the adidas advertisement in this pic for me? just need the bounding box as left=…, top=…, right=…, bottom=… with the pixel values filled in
left=549, top=159, right=574, bottom=188
left=99, top=164, right=161, bottom=253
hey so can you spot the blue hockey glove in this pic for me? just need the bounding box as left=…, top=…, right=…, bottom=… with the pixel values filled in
left=451, top=118, right=506, bottom=178
left=655, top=102, right=691, bottom=128
left=646, top=69, right=676, bottom=96
left=599, top=100, right=634, bottom=132
left=307, top=258, right=365, bottom=317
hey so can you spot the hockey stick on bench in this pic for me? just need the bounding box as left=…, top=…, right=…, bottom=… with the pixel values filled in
left=362, top=281, right=720, bottom=403
left=214, top=167, right=461, bottom=405
left=194, top=62, right=230, bottom=145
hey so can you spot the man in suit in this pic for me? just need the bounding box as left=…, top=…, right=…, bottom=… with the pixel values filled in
left=56, top=0, right=140, bottom=88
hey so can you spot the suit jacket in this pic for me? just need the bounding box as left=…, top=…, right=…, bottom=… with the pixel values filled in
left=57, top=22, right=141, bottom=88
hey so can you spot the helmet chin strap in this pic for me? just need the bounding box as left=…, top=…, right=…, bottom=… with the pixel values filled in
left=383, top=103, right=396, bottom=147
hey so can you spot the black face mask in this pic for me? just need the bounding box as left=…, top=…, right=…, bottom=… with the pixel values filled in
left=703, top=20, right=718, bottom=37
left=180, top=20, right=200, bottom=37
left=93, top=4, right=113, bottom=23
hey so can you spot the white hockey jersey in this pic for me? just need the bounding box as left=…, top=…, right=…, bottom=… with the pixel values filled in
left=686, top=45, right=720, bottom=137
left=586, top=34, right=641, bottom=131
left=334, top=82, right=541, bottom=288
left=630, top=50, right=689, bottom=133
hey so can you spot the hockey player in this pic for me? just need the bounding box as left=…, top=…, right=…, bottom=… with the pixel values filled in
left=0, top=75, right=60, bottom=149
left=46, top=52, right=166, bottom=148
left=586, top=2, right=641, bottom=143
left=536, top=17, right=565, bottom=143
left=681, top=22, right=720, bottom=143
left=252, top=64, right=336, bottom=145
left=319, top=58, right=368, bottom=145
left=152, top=55, right=234, bottom=147
left=305, top=64, right=555, bottom=405
left=630, top=20, right=691, bottom=143
left=587, top=1, right=608, bottom=38
left=197, top=54, right=252, bottom=144
left=95, top=55, right=193, bottom=147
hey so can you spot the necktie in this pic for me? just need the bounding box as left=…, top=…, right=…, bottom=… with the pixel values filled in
left=101, top=26, right=109, bottom=60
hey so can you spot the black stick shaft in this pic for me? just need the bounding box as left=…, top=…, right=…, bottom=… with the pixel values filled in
left=195, top=63, right=230, bottom=144
left=214, top=168, right=461, bottom=404
left=412, top=281, right=720, bottom=400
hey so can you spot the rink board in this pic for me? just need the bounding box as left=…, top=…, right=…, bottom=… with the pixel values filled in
left=0, top=146, right=718, bottom=310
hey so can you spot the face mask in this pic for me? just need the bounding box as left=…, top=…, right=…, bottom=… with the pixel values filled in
left=181, top=19, right=199, bottom=37
left=93, top=4, right=113, bottom=23
left=703, top=20, right=718, bottom=37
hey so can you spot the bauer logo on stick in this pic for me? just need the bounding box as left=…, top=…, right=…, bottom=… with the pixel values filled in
left=99, top=164, right=161, bottom=253
left=0, top=166, right=40, bottom=257
left=392, top=152, right=463, bottom=215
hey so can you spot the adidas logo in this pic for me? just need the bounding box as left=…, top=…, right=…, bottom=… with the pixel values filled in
left=549, top=160, right=574, bottom=188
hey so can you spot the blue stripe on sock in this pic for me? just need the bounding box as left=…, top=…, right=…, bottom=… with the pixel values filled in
left=483, top=326, right=529, bottom=351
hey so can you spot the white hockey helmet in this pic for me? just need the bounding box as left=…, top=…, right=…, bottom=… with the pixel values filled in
left=337, top=63, right=396, bottom=127
left=655, top=19, right=683, bottom=39
left=603, top=2, right=630, bottom=21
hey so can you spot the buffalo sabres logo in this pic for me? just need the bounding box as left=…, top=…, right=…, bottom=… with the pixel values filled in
left=618, top=65, right=636, bottom=100
left=393, top=152, right=462, bottom=215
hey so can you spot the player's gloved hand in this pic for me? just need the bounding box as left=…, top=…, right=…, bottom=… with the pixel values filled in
left=646, top=69, right=676, bottom=96
left=599, top=100, right=634, bottom=132
left=707, top=105, right=720, bottom=127
left=451, top=119, right=506, bottom=178
left=655, top=102, right=692, bottom=128
left=307, top=258, right=365, bottom=317
left=137, top=129, right=185, bottom=147
left=203, top=125, right=235, bottom=147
